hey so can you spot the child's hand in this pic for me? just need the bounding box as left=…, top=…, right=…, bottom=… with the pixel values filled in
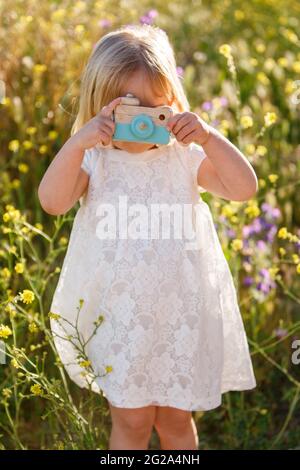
left=72, top=97, right=122, bottom=151
left=166, top=111, right=211, bottom=146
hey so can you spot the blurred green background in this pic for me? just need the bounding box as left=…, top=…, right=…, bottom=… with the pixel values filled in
left=0, top=0, right=300, bottom=450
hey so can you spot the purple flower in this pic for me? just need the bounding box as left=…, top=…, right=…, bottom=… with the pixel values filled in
left=261, top=203, right=281, bottom=219
left=243, top=276, right=254, bottom=286
left=140, top=9, right=158, bottom=25
left=273, top=328, right=288, bottom=339
left=202, top=101, right=213, bottom=111
left=219, top=96, right=228, bottom=107
left=257, top=240, right=267, bottom=251
left=176, top=66, right=184, bottom=79
left=226, top=228, right=236, bottom=239
left=98, top=19, right=112, bottom=28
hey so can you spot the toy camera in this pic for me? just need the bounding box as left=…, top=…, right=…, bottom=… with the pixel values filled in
left=112, top=93, right=173, bottom=145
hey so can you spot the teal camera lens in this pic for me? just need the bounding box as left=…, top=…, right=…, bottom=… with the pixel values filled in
left=130, top=114, right=154, bottom=139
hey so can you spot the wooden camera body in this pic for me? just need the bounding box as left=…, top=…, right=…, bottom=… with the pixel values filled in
left=112, top=94, right=173, bottom=145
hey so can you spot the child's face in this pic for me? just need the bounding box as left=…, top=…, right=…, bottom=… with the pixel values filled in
left=113, top=71, right=174, bottom=153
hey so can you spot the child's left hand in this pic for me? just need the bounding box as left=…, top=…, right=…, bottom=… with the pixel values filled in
left=167, top=112, right=211, bottom=146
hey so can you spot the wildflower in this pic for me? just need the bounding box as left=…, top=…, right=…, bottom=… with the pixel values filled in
left=26, top=127, right=37, bottom=135
left=48, top=312, right=61, bottom=321
left=79, top=360, right=91, bottom=368
left=19, top=289, right=35, bottom=304
left=240, top=116, right=253, bottom=129
left=292, top=254, right=300, bottom=264
left=257, top=145, right=267, bottom=156
left=279, top=247, right=286, bottom=256
left=18, top=163, right=29, bottom=173
left=28, top=322, right=38, bottom=333
left=105, top=365, right=113, bottom=373
left=22, top=140, right=33, bottom=149
left=14, top=262, right=24, bottom=274
left=30, top=383, right=43, bottom=396
left=33, top=64, right=47, bottom=74
left=8, top=140, right=20, bottom=152
left=2, top=388, right=12, bottom=398
left=231, top=239, right=243, bottom=251
left=0, top=324, right=13, bottom=339
left=48, top=130, right=58, bottom=140
left=219, top=44, right=232, bottom=58
left=268, top=174, right=278, bottom=183
left=1, top=267, right=11, bottom=279
left=264, top=112, right=277, bottom=127
left=11, top=358, right=19, bottom=369
left=278, top=227, right=288, bottom=239
left=39, top=145, right=48, bottom=154
left=244, top=203, right=260, bottom=218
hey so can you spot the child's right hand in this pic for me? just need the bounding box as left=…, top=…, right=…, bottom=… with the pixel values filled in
left=72, top=97, right=122, bottom=151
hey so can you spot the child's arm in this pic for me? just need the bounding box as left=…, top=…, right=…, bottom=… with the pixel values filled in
left=38, top=136, right=89, bottom=215
left=168, top=112, right=258, bottom=202
left=196, top=126, right=258, bottom=202
left=38, top=97, right=122, bottom=215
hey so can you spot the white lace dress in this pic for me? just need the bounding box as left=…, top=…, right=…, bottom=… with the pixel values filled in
left=49, top=137, right=256, bottom=411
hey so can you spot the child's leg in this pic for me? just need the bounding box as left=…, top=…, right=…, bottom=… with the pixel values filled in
left=154, top=406, right=199, bottom=450
left=108, top=402, right=156, bottom=450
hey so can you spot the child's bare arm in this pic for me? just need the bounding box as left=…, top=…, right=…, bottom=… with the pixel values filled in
left=38, top=136, right=89, bottom=215
left=38, top=97, right=122, bottom=216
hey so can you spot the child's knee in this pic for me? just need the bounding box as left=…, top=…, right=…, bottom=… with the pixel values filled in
left=109, top=403, right=156, bottom=434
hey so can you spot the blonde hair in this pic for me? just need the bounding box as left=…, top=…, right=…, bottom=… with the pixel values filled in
left=71, top=24, right=190, bottom=135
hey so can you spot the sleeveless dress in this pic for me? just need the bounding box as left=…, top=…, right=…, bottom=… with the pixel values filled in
left=49, top=137, right=256, bottom=411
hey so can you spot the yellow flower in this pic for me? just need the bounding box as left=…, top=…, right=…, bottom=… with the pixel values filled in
left=14, top=262, right=24, bottom=274
left=59, top=236, right=68, bottom=246
left=12, top=179, right=21, bottom=188
left=79, top=360, right=91, bottom=368
left=245, top=144, right=256, bottom=155
left=292, top=254, right=300, bottom=264
left=11, top=358, right=19, bottom=369
left=231, top=239, right=243, bottom=251
left=105, top=365, right=113, bottom=373
left=39, top=145, right=48, bottom=154
left=0, top=324, right=12, bottom=339
left=257, top=145, right=267, bottom=156
left=296, top=264, right=300, bottom=274
left=19, top=289, right=35, bottom=304
left=48, top=130, right=58, bottom=140
left=30, top=384, right=43, bottom=396
left=26, top=127, right=37, bottom=135
left=48, top=312, right=61, bottom=321
left=241, top=116, right=253, bottom=129
left=33, top=64, right=47, bottom=74
left=257, top=72, right=269, bottom=85
left=18, top=163, right=29, bottom=173
left=75, top=24, right=85, bottom=34
left=264, top=112, right=277, bottom=127
left=255, top=43, right=266, bottom=53
left=1, top=267, right=11, bottom=279
left=244, top=202, right=260, bottom=218
left=23, top=140, right=33, bottom=150
left=2, top=388, right=12, bottom=398
left=35, top=222, right=43, bottom=230
left=8, top=140, right=20, bottom=152
left=279, top=247, right=286, bottom=256
left=268, top=174, right=278, bottom=183
left=278, top=227, right=288, bottom=239
left=28, top=322, right=38, bottom=333
left=219, top=44, right=232, bottom=58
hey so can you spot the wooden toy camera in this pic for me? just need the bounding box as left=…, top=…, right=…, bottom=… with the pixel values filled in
left=112, top=93, right=173, bottom=145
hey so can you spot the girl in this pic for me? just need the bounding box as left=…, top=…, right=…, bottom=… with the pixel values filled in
left=38, top=24, right=257, bottom=450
